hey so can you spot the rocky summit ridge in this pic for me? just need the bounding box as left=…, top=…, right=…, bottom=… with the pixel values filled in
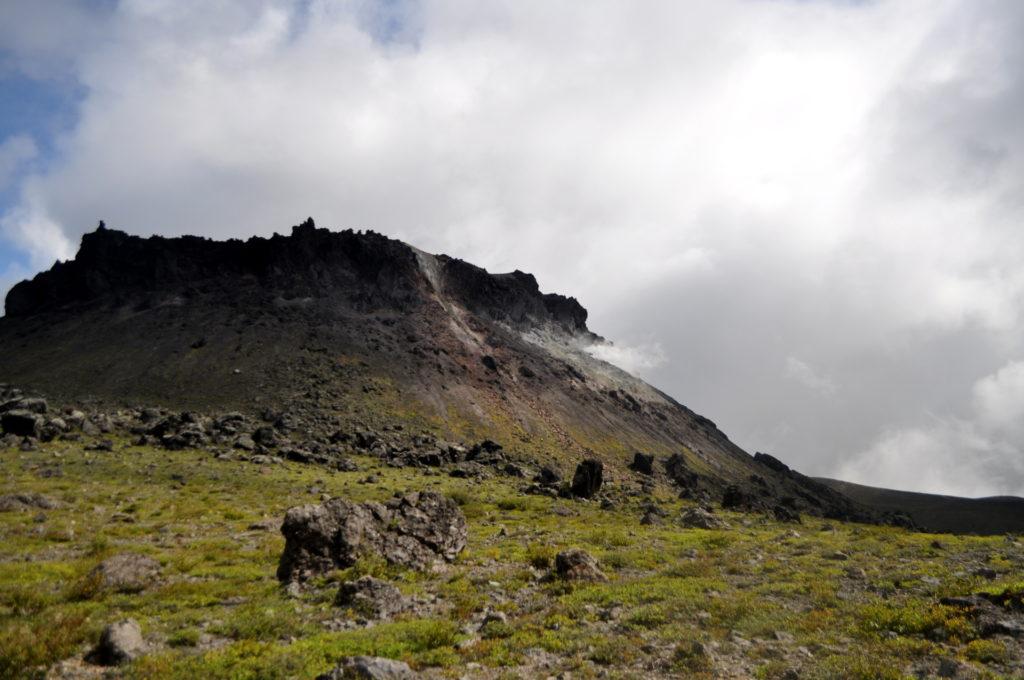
left=5, top=219, right=589, bottom=334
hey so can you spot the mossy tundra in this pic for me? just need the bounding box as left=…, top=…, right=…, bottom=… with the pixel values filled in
left=1, top=438, right=1022, bottom=679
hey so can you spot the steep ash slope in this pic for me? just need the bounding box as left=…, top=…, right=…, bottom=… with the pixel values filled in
left=1, top=219, right=878, bottom=522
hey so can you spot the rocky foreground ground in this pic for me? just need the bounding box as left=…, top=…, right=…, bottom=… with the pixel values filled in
left=1, top=392, right=1024, bottom=679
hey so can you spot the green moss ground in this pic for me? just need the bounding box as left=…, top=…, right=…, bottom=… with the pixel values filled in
left=1, top=439, right=1021, bottom=679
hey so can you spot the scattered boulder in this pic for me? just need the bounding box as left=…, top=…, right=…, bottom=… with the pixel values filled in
left=534, top=467, right=561, bottom=486
left=161, top=426, right=207, bottom=450
left=940, top=593, right=1024, bottom=638
left=89, top=553, right=162, bottom=593
left=247, top=518, right=281, bottom=532
left=482, top=609, right=509, bottom=625
left=628, top=452, right=655, bottom=475
left=844, top=566, right=867, bottom=580
left=0, top=492, right=61, bottom=512
left=570, top=459, right=603, bottom=498
left=1, top=410, right=42, bottom=438
left=252, top=426, right=279, bottom=448
left=721, top=485, right=750, bottom=510
left=974, top=566, right=998, bottom=581
left=466, top=439, right=504, bottom=461
left=336, top=576, right=406, bottom=618
left=0, top=397, right=47, bottom=414
left=315, top=656, right=415, bottom=679
left=278, top=491, right=467, bottom=581
left=936, top=658, right=963, bottom=679
left=772, top=504, right=801, bottom=523
left=640, top=508, right=663, bottom=525
left=664, top=453, right=699, bottom=488
left=503, top=462, right=527, bottom=478
left=88, top=619, right=145, bottom=666
left=679, top=507, right=730, bottom=530
left=554, top=548, right=607, bottom=582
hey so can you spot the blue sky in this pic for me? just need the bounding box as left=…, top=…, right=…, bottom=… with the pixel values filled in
left=0, top=68, right=83, bottom=278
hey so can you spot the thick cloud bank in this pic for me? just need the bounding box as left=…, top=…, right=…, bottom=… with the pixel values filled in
left=3, top=0, right=1024, bottom=495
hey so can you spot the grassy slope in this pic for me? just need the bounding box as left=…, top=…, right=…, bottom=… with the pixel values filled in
left=1, top=439, right=1022, bottom=679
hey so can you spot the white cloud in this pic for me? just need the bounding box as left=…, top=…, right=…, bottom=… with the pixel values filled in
left=838, top=360, right=1024, bottom=497
left=4, top=1, right=1024, bottom=494
left=785, top=356, right=837, bottom=396
left=972, top=360, right=1024, bottom=436
left=585, top=340, right=667, bottom=377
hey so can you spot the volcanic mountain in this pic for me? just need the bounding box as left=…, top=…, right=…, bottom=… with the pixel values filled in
left=0, top=219, right=933, bottom=525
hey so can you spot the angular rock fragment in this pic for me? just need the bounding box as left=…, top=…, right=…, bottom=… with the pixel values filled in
left=721, top=485, right=750, bottom=510
left=664, top=453, right=699, bottom=488
left=772, top=504, right=801, bottom=523
left=88, top=619, right=146, bottom=666
left=679, top=506, right=730, bottom=530
left=315, top=656, right=415, bottom=679
left=628, top=452, right=655, bottom=475
left=554, top=548, right=607, bottom=582
left=0, top=492, right=62, bottom=511
left=1, top=410, right=42, bottom=437
left=534, top=466, right=561, bottom=486
left=336, top=576, right=406, bottom=618
left=90, top=553, right=162, bottom=593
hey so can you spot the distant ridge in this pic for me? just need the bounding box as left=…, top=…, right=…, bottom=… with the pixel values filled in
left=817, top=478, right=1024, bottom=535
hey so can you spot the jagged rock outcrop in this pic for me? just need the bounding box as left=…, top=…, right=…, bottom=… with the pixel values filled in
left=5, top=220, right=589, bottom=336
left=437, top=257, right=589, bottom=334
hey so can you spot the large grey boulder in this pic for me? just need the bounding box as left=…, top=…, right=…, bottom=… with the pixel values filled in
left=89, top=619, right=146, bottom=665
left=90, top=553, right=162, bottom=593
left=679, top=506, right=730, bottom=530
left=315, top=656, right=416, bottom=679
left=277, top=491, right=467, bottom=582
